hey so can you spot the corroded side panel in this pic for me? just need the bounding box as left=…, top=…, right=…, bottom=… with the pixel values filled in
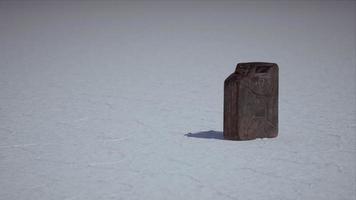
left=223, top=74, right=239, bottom=140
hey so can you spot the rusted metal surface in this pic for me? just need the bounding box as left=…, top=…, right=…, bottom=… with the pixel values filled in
left=224, top=62, right=278, bottom=140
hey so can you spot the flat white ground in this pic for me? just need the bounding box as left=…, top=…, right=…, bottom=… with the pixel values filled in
left=0, top=1, right=355, bottom=200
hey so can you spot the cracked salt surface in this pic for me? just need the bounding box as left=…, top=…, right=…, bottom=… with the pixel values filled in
left=0, top=1, right=355, bottom=200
